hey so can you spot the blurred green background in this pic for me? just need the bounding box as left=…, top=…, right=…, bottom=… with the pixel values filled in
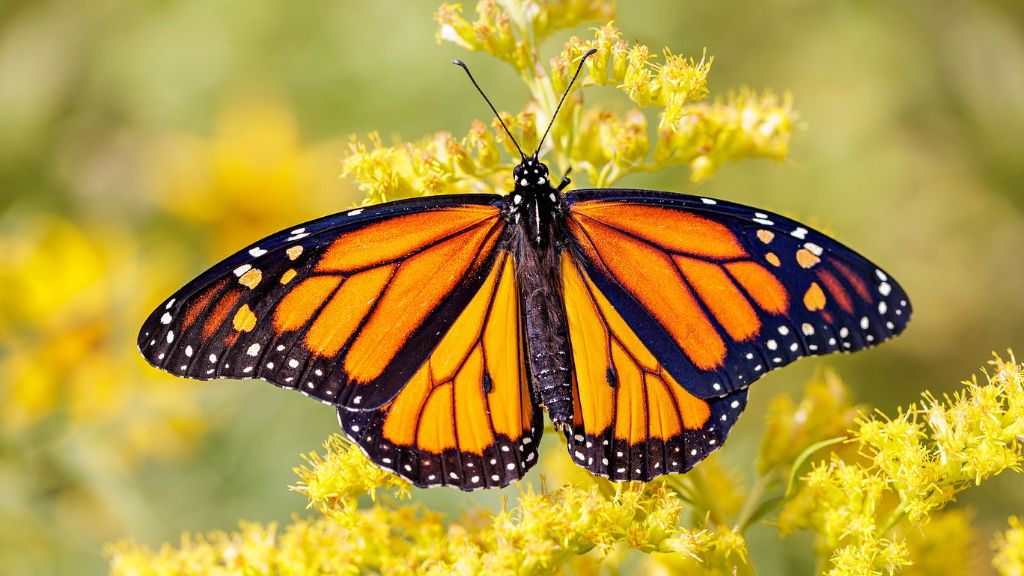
left=2, top=0, right=1023, bottom=574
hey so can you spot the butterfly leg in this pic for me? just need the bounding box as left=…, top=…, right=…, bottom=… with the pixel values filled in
left=557, top=167, right=573, bottom=192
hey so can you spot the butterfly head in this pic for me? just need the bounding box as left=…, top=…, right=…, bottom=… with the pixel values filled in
left=513, top=157, right=550, bottom=189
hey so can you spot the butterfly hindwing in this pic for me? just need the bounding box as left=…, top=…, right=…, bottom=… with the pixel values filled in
left=339, top=250, right=543, bottom=490
left=561, top=251, right=748, bottom=481
left=138, top=195, right=509, bottom=411
left=564, top=189, right=911, bottom=399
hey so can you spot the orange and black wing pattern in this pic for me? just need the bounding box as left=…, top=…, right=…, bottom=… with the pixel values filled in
left=339, top=250, right=542, bottom=489
left=561, top=251, right=748, bottom=481
left=560, top=189, right=910, bottom=479
left=564, top=189, right=911, bottom=400
left=138, top=195, right=508, bottom=412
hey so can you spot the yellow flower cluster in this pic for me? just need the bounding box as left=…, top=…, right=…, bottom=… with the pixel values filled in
left=106, top=353, right=1024, bottom=575
left=339, top=0, right=799, bottom=207
left=0, top=215, right=208, bottom=458
left=109, top=434, right=737, bottom=575
left=342, top=127, right=511, bottom=205
left=758, top=368, right=862, bottom=475
left=780, top=353, right=1024, bottom=575
left=435, top=0, right=615, bottom=73
left=293, top=434, right=411, bottom=514
left=994, top=516, right=1024, bottom=576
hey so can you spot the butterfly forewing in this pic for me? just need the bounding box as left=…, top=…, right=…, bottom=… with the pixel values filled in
left=138, top=195, right=509, bottom=411
left=564, top=189, right=912, bottom=400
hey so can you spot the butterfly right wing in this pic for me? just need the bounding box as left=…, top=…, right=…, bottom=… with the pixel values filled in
left=560, top=251, right=748, bottom=481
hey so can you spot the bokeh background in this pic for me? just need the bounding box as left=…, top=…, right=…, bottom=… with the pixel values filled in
left=2, top=0, right=1022, bottom=573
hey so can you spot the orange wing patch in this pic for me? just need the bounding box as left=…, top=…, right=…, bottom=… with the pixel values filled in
left=569, top=205, right=789, bottom=371
left=571, top=202, right=745, bottom=259
left=262, top=207, right=504, bottom=396
left=316, top=206, right=498, bottom=273
left=339, top=253, right=542, bottom=490
left=563, top=252, right=710, bottom=441
left=343, top=219, right=500, bottom=383
left=562, top=252, right=745, bottom=481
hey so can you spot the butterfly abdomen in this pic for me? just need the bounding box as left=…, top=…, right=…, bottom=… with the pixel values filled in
left=511, top=208, right=574, bottom=426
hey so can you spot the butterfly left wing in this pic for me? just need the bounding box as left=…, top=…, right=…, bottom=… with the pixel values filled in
left=563, top=189, right=912, bottom=400
left=138, top=195, right=509, bottom=411
left=561, top=251, right=748, bottom=481
left=339, top=250, right=543, bottom=490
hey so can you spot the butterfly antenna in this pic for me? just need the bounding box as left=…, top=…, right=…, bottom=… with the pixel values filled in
left=453, top=59, right=527, bottom=160
left=534, top=48, right=598, bottom=158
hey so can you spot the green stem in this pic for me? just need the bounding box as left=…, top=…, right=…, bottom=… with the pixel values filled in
left=734, top=471, right=776, bottom=532
left=879, top=501, right=908, bottom=533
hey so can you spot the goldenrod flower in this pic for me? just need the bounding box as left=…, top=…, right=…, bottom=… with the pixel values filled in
left=145, top=94, right=354, bottom=252
left=994, top=516, right=1024, bottom=576
left=781, top=352, right=1024, bottom=575
left=407, top=4, right=798, bottom=194
left=292, top=434, right=410, bottom=516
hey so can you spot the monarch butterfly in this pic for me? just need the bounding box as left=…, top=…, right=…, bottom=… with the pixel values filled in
left=139, top=50, right=910, bottom=490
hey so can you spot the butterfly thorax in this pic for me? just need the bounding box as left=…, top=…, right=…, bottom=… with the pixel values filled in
left=508, top=157, right=564, bottom=250
left=507, top=157, right=574, bottom=429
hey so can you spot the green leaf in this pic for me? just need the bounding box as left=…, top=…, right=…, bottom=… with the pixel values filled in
left=739, top=492, right=786, bottom=532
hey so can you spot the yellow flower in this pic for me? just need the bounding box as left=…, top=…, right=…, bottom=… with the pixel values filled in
left=292, top=434, right=410, bottom=517
left=898, top=510, right=977, bottom=576
left=758, top=368, right=862, bottom=475
left=145, top=93, right=355, bottom=253
left=0, top=215, right=207, bottom=458
left=429, top=5, right=799, bottom=191
left=994, top=516, right=1024, bottom=576
left=780, top=352, right=1024, bottom=575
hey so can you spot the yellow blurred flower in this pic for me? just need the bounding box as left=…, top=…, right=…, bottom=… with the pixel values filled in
left=898, top=509, right=978, bottom=576
left=145, top=93, right=356, bottom=253
left=994, top=516, right=1024, bottom=576
left=0, top=214, right=207, bottom=460
left=758, top=368, right=861, bottom=475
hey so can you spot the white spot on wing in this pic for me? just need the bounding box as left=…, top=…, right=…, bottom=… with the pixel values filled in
left=248, top=247, right=267, bottom=257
